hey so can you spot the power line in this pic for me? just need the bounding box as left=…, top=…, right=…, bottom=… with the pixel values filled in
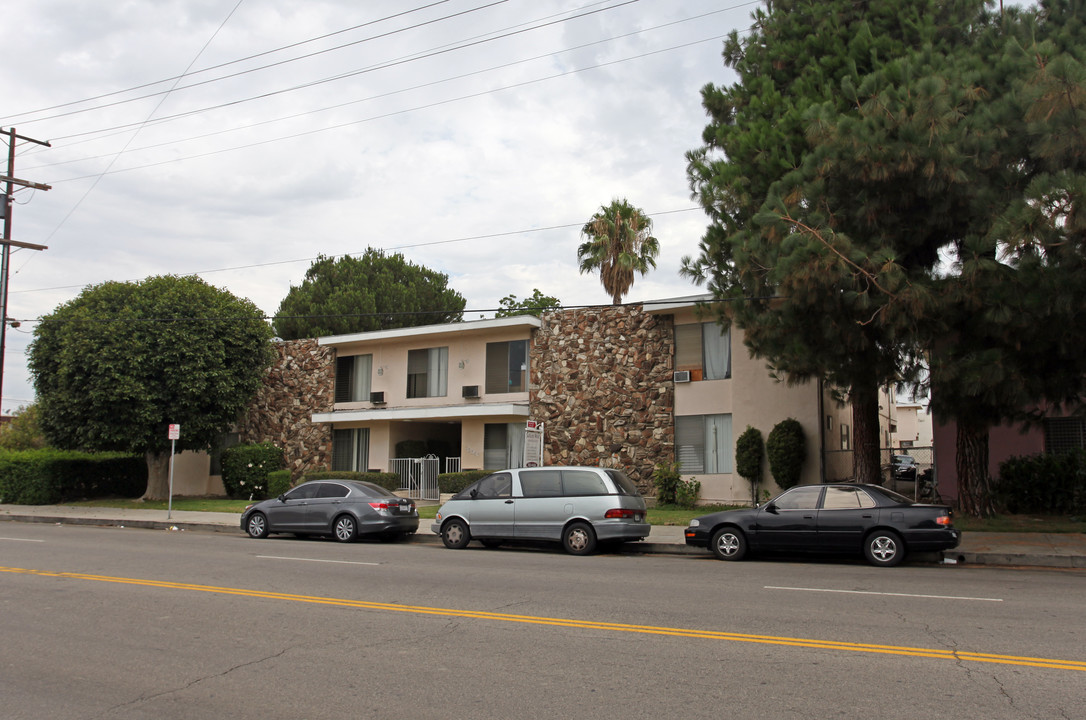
left=12, top=207, right=703, bottom=297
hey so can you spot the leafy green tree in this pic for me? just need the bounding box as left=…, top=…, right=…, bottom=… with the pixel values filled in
left=28, top=275, right=275, bottom=500
left=495, top=289, right=562, bottom=318
left=273, top=249, right=466, bottom=339
left=578, top=199, right=659, bottom=305
left=0, top=404, right=47, bottom=450
left=684, top=0, right=985, bottom=483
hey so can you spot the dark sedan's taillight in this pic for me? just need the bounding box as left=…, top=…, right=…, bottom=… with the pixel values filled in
left=936, top=513, right=952, bottom=526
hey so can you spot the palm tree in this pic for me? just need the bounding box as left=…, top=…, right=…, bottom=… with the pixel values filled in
left=577, top=199, right=660, bottom=305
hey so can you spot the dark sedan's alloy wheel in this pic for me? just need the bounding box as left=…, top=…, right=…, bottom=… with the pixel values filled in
left=441, top=519, right=471, bottom=549
left=865, top=530, right=904, bottom=567
left=246, top=513, right=268, bottom=539
left=333, top=515, right=357, bottom=543
left=562, top=521, right=597, bottom=555
left=710, top=527, right=747, bottom=561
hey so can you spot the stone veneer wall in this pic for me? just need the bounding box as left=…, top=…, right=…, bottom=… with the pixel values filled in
left=237, top=339, right=335, bottom=481
left=530, top=305, right=674, bottom=491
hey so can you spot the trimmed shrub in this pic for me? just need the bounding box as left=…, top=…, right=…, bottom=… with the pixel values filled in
left=0, top=449, right=144, bottom=504
left=735, top=425, right=764, bottom=505
left=302, top=470, right=401, bottom=492
left=266, top=469, right=292, bottom=498
left=996, top=451, right=1086, bottom=515
left=652, top=462, right=682, bottom=505
left=221, top=443, right=285, bottom=500
left=438, top=469, right=493, bottom=495
left=766, top=418, right=805, bottom=490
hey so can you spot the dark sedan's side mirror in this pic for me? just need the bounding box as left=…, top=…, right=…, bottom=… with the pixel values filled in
left=764, top=503, right=779, bottom=514
left=278, top=494, right=286, bottom=502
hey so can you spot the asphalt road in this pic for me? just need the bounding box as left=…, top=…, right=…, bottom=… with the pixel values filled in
left=1, top=523, right=1083, bottom=720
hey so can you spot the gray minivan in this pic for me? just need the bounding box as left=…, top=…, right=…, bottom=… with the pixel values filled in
left=431, top=466, right=649, bottom=555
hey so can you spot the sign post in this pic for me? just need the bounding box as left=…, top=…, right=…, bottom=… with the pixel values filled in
left=167, top=424, right=180, bottom=519
left=524, top=421, right=543, bottom=467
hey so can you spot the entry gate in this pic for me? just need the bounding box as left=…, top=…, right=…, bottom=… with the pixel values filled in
left=391, top=454, right=441, bottom=501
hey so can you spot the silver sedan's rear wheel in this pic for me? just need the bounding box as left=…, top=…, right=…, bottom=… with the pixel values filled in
left=710, top=527, right=747, bottom=561
left=333, top=514, right=357, bottom=543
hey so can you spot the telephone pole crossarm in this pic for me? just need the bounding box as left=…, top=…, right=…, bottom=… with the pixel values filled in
left=0, top=175, right=51, bottom=191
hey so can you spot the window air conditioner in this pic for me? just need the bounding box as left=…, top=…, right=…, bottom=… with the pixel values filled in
left=370, top=391, right=386, bottom=404
left=462, top=385, right=480, bottom=399
left=673, top=370, right=691, bottom=383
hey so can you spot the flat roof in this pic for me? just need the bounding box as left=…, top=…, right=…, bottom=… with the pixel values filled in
left=318, top=315, right=541, bottom=347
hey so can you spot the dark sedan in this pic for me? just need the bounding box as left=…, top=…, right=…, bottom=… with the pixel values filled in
left=241, top=479, right=419, bottom=542
left=684, top=483, right=960, bottom=567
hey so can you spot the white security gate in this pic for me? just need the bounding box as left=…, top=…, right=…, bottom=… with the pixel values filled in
left=391, top=454, right=440, bottom=501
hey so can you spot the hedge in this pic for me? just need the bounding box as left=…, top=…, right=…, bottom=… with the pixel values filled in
left=221, top=443, right=285, bottom=500
left=438, top=469, right=494, bottom=495
left=997, top=451, right=1086, bottom=515
left=0, top=449, right=145, bottom=505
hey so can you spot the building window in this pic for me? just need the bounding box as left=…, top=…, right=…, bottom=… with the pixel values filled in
left=485, top=340, right=528, bottom=393
left=1045, top=416, right=1086, bottom=454
left=484, top=422, right=526, bottom=469
left=407, top=347, right=448, bottom=398
left=332, top=428, right=370, bottom=472
left=826, top=415, right=833, bottom=431
left=334, top=354, right=372, bottom=403
left=840, top=423, right=851, bottom=451
left=675, top=322, right=731, bottom=380
left=675, top=414, right=733, bottom=473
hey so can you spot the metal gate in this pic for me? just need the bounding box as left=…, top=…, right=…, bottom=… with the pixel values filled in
left=391, top=454, right=440, bottom=501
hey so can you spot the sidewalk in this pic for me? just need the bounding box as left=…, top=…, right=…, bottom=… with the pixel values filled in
left=2, top=503, right=1084, bottom=569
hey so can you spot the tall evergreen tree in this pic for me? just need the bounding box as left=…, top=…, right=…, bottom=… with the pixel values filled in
left=684, top=0, right=985, bottom=483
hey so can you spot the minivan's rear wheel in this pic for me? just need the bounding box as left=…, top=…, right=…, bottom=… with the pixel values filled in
left=563, top=522, right=597, bottom=556
left=710, top=527, right=747, bottom=561
left=442, top=518, right=471, bottom=549
left=865, top=530, right=904, bottom=567
left=333, top=515, right=357, bottom=543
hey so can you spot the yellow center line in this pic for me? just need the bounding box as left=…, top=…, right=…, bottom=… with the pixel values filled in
left=5, top=565, right=1085, bottom=672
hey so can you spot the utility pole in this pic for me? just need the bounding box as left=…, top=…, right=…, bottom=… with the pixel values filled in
left=1, top=127, right=51, bottom=414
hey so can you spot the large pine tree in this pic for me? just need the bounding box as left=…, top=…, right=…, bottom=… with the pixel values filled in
left=684, top=0, right=986, bottom=483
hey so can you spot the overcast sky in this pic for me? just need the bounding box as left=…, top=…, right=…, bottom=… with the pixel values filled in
left=0, top=0, right=757, bottom=413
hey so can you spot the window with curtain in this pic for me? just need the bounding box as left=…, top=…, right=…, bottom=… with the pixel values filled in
left=675, top=414, right=733, bottom=474
left=483, top=422, right=526, bottom=469
left=332, top=428, right=370, bottom=472
left=674, top=323, right=730, bottom=380
left=485, top=340, right=528, bottom=393
left=334, top=354, right=372, bottom=403
left=407, top=347, right=448, bottom=398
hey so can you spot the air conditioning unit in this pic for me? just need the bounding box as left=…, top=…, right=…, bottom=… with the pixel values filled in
left=462, top=385, right=480, bottom=399
left=673, top=370, right=691, bottom=383
left=370, top=391, right=386, bottom=404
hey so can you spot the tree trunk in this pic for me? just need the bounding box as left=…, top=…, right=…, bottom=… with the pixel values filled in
left=851, top=387, right=882, bottom=484
left=142, top=450, right=172, bottom=501
left=956, top=422, right=995, bottom=518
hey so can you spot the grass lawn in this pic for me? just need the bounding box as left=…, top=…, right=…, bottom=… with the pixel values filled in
left=60, top=497, right=1086, bottom=532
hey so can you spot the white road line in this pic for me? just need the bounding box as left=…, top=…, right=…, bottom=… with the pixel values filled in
left=257, top=555, right=381, bottom=566
left=765, top=586, right=1003, bottom=602
left=0, top=537, right=45, bottom=542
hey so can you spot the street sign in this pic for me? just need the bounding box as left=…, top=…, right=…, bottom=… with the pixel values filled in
left=168, top=424, right=180, bottom=440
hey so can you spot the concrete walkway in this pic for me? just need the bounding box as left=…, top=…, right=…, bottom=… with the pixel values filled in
left=2, top=503, right=1084, bottom=569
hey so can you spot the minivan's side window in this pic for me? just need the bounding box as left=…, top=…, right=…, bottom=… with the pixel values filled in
left=561, top=470, right=608, bottom=495
left=520, top=470, right=562, bottom=497
left=473, top=472, right=512, bottom=498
